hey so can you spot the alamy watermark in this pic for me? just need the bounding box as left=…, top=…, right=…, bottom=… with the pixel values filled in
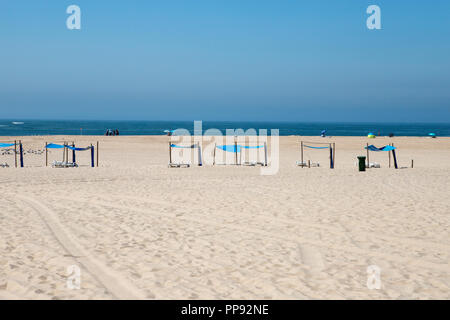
left=67, top=5, right=381, bottom=31
left=367, top=5, right=381, bottom=30
left=66, top=5, right=81, bottom=30
left=66, top=265, right=81, bottom=290
left=366, top=265, right=381, bottom=290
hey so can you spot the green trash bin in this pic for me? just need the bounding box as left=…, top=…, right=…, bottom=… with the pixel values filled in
left=357, top=156, right=366, bottom=172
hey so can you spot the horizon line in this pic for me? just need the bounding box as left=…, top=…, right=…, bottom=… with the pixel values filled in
left=1, top=119, right=450, bottom=125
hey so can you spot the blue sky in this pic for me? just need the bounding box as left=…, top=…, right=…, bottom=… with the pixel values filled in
left=0, top=0, right=449, bottom=122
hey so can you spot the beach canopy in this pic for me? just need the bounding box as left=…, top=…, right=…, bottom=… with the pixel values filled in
left=304, top=144, right=329, bottom=149
left=45, top=143, right=91, bottom=151
left=216, top=145, right=264, bottom=153
left=0, top=143, right=15, bottom=148
left=45, top=143, right=65, bottom=149
left=428, top=133, right=436, bottom=137
left=368, top=133, right=376, bottom=138
left=365, top=145, right=396, bottom=152
left=170, top=144, right=196, bottom=149
left=66, top=145, right=92, bottom=151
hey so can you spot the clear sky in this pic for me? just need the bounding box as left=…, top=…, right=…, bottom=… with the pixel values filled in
left=0, top=0, right=449, bottom=122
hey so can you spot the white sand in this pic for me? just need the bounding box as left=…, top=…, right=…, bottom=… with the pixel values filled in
left=0, top=135, right=449, bottom=299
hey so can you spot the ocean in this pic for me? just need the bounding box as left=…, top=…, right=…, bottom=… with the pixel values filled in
left=0, top=120, right=449, bottom=137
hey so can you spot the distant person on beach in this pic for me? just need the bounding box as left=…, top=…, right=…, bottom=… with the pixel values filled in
left=104, top=129, right=119, bottom=136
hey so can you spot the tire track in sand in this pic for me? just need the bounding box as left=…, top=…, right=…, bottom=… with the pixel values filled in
left=16, top=195, right=148, bottom=300
left=69, top=196, right=449, bottom=274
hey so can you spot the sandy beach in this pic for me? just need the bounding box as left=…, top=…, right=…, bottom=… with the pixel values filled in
left=0, top=135, right=449, bottom=299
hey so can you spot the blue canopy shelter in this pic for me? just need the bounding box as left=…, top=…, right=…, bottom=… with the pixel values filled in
left=169, top=142, right=202, bottom=167
left=300, top=141, right=335, bottom=169
left=213, top=141, right=267, bottom=166
left=0, top=140, right=23, bottom=168
left=45, top=142, right=98, bottom=167
left=364, top=144, right=398, bottom=169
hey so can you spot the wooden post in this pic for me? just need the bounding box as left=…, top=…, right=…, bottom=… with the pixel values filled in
left=45, top=142, right=48, bottom=167
left=169, top=142, right=172, bottom=164
left=308, top=160, right=311, bottom=168
left=14, top=140, right=17, bottom=168
left=389, top=143, right=391, bottom=168
left=197, top=143, right=202, bottom=166
left=234, top=139, right=238, bottom=165
left=411, top=159, right=414, bottom=168
left=63, top=142, right=67, bottom=162
left=239, top=144, right=243, bottom=165
left=96, top=141, right=99, bottom=167
left=366, top=143, right=369, bottom=168
left=213, top=143, right=216, bottom=165
left=301, top=141, right=304, bottom=168
left=264, top=142, right=268, bottom=166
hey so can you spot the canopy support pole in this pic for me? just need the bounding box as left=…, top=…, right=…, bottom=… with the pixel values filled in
left=264, top=142, right=268, bottom=166
left=45, top=142, right=48, bottom=167
left=19, top=141, right=24, bottom=168
left=333, top=143, right=336, bottom=168
left=169, top=142, right=172, bottom=164
left=366, top=143, right=369, bottom=168
left=389, top=143, right=391, bottom=168
left=239, top=144, right=243, bottom=165
left=392, top=143, right=398, bottom=169
left=14, top=140, right=17, bottom=168
left=96, top=141, right=99, bottom=167
left=329, top=143, right=334, bottom=169
left=90, top=144, right=95, bottom=168
left=213, top=143, right=216, bottom=166
left=197, top=143, right=202, bottom=166
left=234, top=140, right=238, bottom=165
left=392, top=149, right=398, bottom=169
left=72, top=142, right=76, bottom=164
left=301, top=141, right=304, bottom=168
left=63, top=143, right=66, bottom=163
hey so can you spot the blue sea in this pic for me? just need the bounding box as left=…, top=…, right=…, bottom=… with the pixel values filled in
left=0, top=120, right=449, bottom=137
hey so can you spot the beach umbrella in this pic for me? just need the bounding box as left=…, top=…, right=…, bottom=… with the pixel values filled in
left=368, top=132, right=376, bottom=138
left=164, top=129, right=174, bottom=136
left=428, top=133, right=436, bottom=138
